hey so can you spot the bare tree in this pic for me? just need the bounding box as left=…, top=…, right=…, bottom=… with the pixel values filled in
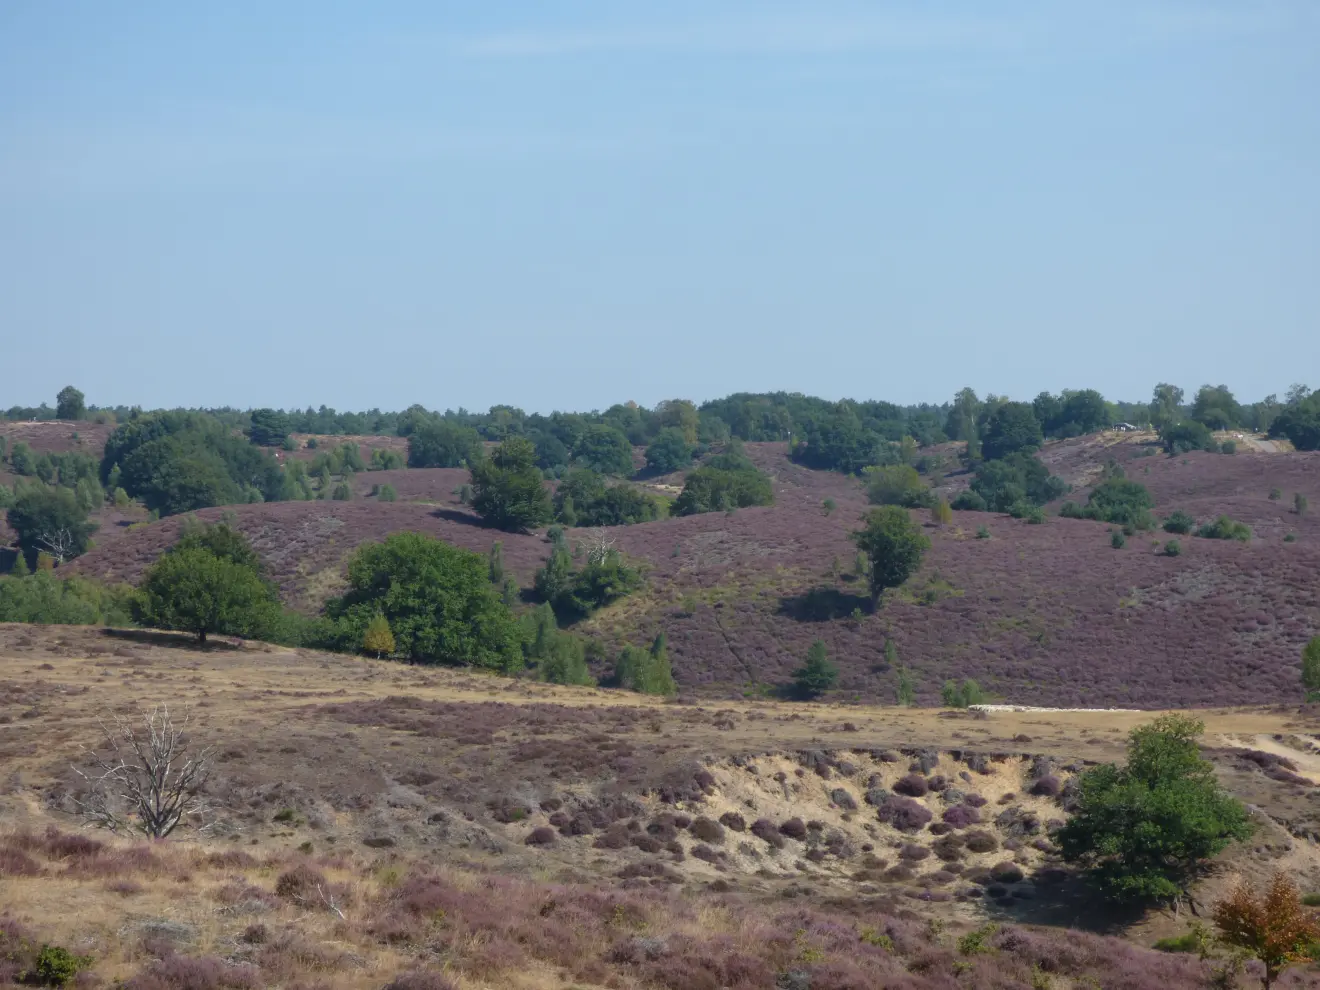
left=73, top=705, right=213, bottom=838
left=36, top=527, right=79, bottom=564
left=585, top=527, right=617, bottom=565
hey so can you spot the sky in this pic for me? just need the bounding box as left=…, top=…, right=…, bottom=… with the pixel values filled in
left=1, top=2, right=1317, bottom=414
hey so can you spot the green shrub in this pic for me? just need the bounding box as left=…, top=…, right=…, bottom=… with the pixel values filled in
left=1219, top=440, right=1236, bottom=455
left=1297, top=493, right=1310, bottom=516
left=941, top=679, right=984, bottom=708
left=1152, top=932, right=1204, bottom=954
left=376, top=484, right=397, bottom=502
left=1302, top=893, right=1320, bottom=907
left=0, top=572, right=135, bottom=626
left=1111, top=530, right=1126, bottom=549
left=614, top=634, right=676, bottom=696
left=951, top=489, right=987, bottom=512
left=866, top=464, right=930, bottom=508
left=1269, top=488, right=1282, bottom=500
left=673, top=462, right=773, bottom=516
left=1080, top=478, right=1155, bottom=528
left=33, top=944, right=93, bottom=987
left=1164, top=540, right=1181, bottom=557
left=975, top=525, right=990, bottom=539
left=331, top=482, right=352, bottom=501
left=1160, top=420, right=1216, bottom=455
left=1285, top=532, right=1297, bottom=543
left=1195, top=515, right=1251, bottom=541
left=1163, top=510, right=1196, bottom=534
left=1058, top=500, right=1083, bottom=519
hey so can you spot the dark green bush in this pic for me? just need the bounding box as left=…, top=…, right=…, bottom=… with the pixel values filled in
left=1162, top=510, right=1196, bottom=534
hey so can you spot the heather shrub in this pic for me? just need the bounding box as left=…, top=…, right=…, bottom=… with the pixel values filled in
left=123, top=955, right=260, bottom=990
left=893, top=774, right=929, bottom=797
left=382, top=973, right=459, bottom=990
left=991, top=861, right=1025, bottom=883
left=718, top=812, right=746, bottom=832
left=899, top=843, right=930, bottom=861
left=750, top=819, right=785, bottom=848
left=274, top=864, right=329, bottom=904
left=690, top=817, right=724, bottom=843
left=942, top=805, right=981, bottom=828
left=0, top=848, right=41, bottom=876
left=1029, top=775, right=1062, bottom=798
left=874, top=797, right=933, bottom=833
left=525, top=827, right=557, bottom=846
left=778, top=818, right=807, bottom=841
left=964, top=831, right=998, bottom=854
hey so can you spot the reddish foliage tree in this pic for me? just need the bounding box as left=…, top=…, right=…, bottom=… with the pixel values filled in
left=1213, top=871, right=1320, bottom=989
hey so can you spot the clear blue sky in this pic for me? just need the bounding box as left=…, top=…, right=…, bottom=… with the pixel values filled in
left=2, top=2, right=1317, bottom=414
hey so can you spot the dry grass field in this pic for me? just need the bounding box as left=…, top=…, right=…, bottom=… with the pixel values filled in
left=4, top=624, right=1320, bottom=987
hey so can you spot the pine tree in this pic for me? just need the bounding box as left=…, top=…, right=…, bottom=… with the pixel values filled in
left=362, top=614, right=395, bottom=658
left=1302, top=636, right=1320, bottom=702
left=792, top=639, right=839, bottom=699
left=896, top=666, right=915, bottom=706
left=9, top=551, right=30, bottom=577
left=488, top=541, right=505, bottom=585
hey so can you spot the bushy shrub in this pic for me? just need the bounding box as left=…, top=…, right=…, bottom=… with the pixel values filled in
left=750, top=818, right=786, bottom=848
left=893, top=774, right=929, bottom=797
left=778, top=818, right=807, bottom=841
left=964, top=831, right=998, bottom=853
left=1110, top=530, right=1126, bottom=549
left=672, top=460, right=773, bottom=516
left=970, top=452, right=1066, bottom=512
left=942, top=805, right=981, bottom=828
left=719, top=812, right=746, bottom=832
left=1163, top=510, right=1195, bottom=534
left=1160, top=420, right=1216, bottom=455
left=866, top=465, right=930, bottom=508
left=1195, top=515, right=1251, bottom=541
left=689, top=817, right=724, bottom=843
left=874, top=796, right=933, bottom=832
left=1080, top=477, right=1155, bottom=528
left=1165, top=539, right=1182, bottom=557
left=1030, top=775, right=1062, bottom=797
left=951, top=489, right=987, bottom=512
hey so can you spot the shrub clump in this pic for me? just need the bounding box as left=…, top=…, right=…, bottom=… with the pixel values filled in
left=875, top=796, right=933, bottom=833
left=273, top=864, right=329, bottom=904
left=942, top=805, right=981, bottom=829
left=524, top=827, right=557, bottom=847
left=778, top=818, right=808, bottom=842
left=750, top=819, right=786, bottom=849
left=689, top=817, right=725, bottom=844
left=892, top=774, right=929, bottom=797
left=718, top=812, right=746, bottom=832
left=964, top=831, right=999, bottom=854
left=1029, top=775, right=1062, bottom=798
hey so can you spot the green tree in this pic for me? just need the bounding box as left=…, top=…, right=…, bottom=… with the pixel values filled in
left=1057, top=714, right=1253, bottom=903
left=55, top=385, right=86, bottom=421
left=1149, top=383, right=1185, bottom=433
left=1163, top=510, right=1196, bottom=534
left=327, top=532, right=521, bottom=670
left=1160, top=420, right=1217, bottom=455
left=247, top=408, right=291, bottom=447
left=866, top=464, right=929, bottom=507
left=655, top=399, right=700, bottom=443
left=488, top=540, right=505, bottom=585
left=1301, top=636, right=1320, bottom=702
left=644, top=427, right=695, bottom=474
left=521, top=603, right=593, bottom=686
left=361, top=613, right=395, bottom=658
left=470, top=436, right=553, bottom=532
left=533, top=545, right=575, bottom=604
left=573, top=424, right=635, bottom=476
left=614, top=633, right=676, bottom=696
left=672, top=462, right=773, bottom=516
left=852, top=506, right=930, bottom=603
left=792, top=639, right=839, bottom=699
left=980, top=402, right=1043, bottom=461
left=970, top=452, right=1067, bottom=511
left=6, top=485, right=98, bottom=566
left=896, top=665, right=916, bottom=706
left=406, top=419, right=483, bottom=468
left=1084, top=477, right=1155, bottom=527
left=1268, top=396, right=1320, bottom=451
left=1190, top=384, right=1242, bottom=429
left=134, top=547, right=276, bottom=643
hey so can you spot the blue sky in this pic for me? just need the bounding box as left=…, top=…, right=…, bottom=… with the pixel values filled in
left=1, top=2, right=1317, bottom=413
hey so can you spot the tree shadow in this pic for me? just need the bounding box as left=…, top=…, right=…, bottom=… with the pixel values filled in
left=100, top=628, right=245, bottom=651
left=778, top=586, right=872, bottom=622
left=979, top=870, right=1148, bottom=936
left=429, top=507, right=492, bottom=528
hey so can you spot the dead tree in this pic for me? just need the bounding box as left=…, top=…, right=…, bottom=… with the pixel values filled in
left=36, top=527, right=79, bottom=564
left=585, top=527, right=617, bottom=565
left=73, top=705, right=213, bottom=838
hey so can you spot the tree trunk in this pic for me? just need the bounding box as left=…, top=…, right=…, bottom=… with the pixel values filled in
left=198, top=629, right=207, bottom=644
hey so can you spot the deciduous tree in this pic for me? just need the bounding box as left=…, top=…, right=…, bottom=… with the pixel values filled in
left=1213, top=872, right=1320, bottom=989
left=851, top=506, right=930, bottom=603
